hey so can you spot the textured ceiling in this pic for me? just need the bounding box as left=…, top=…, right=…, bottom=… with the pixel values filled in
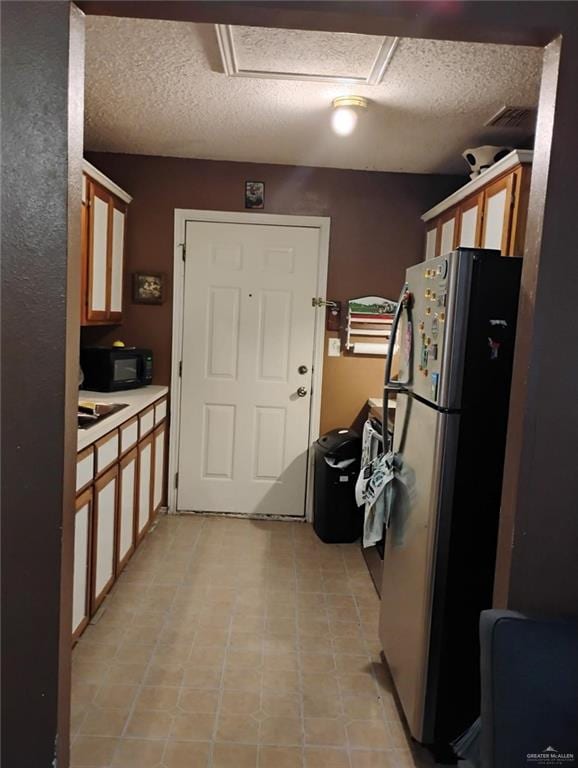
left=84, top=17, right=542, bottom=175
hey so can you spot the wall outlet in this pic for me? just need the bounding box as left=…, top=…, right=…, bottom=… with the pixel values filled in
left=328, top=337, right=341, bottom=357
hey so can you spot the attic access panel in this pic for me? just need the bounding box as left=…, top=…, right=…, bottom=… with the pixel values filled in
left=216, top=24, right=398, bottom=85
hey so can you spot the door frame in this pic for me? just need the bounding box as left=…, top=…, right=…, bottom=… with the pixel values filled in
left=168, top=209, right=331, bottom=521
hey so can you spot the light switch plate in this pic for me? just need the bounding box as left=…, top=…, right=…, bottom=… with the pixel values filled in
left=328, top=337, right=341, bottom=357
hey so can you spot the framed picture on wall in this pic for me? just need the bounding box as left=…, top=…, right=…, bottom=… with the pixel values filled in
left=132, top=272, right=165, bottom=304
left=245, top=180, right=265, bottom=209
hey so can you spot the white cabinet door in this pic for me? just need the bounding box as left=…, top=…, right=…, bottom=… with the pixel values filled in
left=482, top=175, right=514, bottom=254
left=137, top=434, right=153, bottom=540
left=458, top=200, right=481, bottom=247
left=109, top=205, right=126, bottom=318
left=425, top=226, right=437, bottom=261
left=72, top=488, right=92, bottom=639
left=118, top=449, right=136, bottom=571
left=439, top=214, right=457, bottom=256
left=93, top=465, right=118, bottom=609
left=153, top=424, right=166, bottom=515
left=88, top=184, right=110, bottom=320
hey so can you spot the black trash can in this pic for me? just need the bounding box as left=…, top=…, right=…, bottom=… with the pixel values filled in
left=313, top=428, right=362, bottom=544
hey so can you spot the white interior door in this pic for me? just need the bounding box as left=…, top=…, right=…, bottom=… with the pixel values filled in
left=177, top=220, right=321, bottom=517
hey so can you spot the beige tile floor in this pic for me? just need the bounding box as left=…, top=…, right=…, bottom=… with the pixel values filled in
left=70, top=514, right=436, bottom=768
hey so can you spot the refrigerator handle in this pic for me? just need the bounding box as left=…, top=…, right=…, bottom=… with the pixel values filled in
left=384, top=284, right=412, bottom=391
left=382, top=285, right=412, bottom=450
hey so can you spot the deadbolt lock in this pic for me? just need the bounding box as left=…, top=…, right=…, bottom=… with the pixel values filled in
left=298, top=365, right=308, bottom=374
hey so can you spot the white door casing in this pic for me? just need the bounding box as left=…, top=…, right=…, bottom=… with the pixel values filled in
left=170, top=211, right=329, bottom=519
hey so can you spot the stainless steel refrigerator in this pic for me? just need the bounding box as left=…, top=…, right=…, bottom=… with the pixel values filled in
left=379, top=248, right=522, bottom=756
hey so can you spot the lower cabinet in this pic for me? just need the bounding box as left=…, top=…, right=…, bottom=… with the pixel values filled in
left=72, top=487, right=93, bottom=641
left=153, top=422, right=166, bottom=517
left=117, top=448, right=137, bottom=573
left=92, top=464, right=119, bottom=611
left=73, top=396, right=168, bottom=642
left=137, top=431, right=154, bottom=542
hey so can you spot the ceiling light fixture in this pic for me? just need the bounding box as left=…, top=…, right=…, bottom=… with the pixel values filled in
left=331, top=96, right=368, bottom=136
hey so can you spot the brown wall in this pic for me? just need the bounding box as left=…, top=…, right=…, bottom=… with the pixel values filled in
left=1, top=4, right=83, bottom=767
left=83, top=152, right=461, bottom=433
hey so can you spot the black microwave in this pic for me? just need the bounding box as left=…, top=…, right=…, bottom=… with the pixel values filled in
left=80, top=347, right=153, bottom=391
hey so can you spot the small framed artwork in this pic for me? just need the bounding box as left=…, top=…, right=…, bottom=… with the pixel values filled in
left=245, top=180, right=265, bottom=209
left=132, top=272, right=165, bottom=304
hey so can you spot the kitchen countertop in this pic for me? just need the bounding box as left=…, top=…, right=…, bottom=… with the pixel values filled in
left=77, top=385, right=168, bottom=452
left=368, top=397, right=397, bottom=433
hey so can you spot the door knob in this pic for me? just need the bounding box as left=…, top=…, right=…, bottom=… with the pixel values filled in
left=296, top=386, right=308, bottom=398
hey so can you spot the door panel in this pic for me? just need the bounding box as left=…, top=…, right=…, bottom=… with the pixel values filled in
left=207, top=287, right=240, bottom=378
left=379, top=394, right=458, bottom=741
left=257, top=290, right=292, bottom=380
left=178, top=220, right=320, bottom=516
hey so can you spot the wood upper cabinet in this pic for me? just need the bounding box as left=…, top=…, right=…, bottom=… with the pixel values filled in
left=422, top=150, right=532, bottom=259
left=81, top=161, right=131, bottom=326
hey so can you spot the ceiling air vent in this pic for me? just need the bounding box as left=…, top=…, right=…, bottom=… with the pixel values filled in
left=484, top=105, right=537, bottom=129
